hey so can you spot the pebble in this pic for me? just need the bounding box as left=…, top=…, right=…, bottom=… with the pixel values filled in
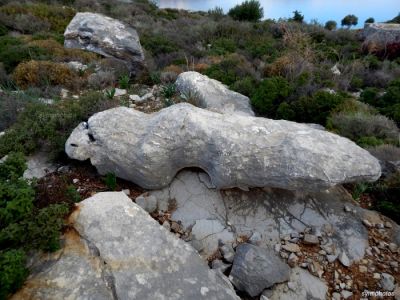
left=373, top=273, right=381, bottom=279
left=389, top=243, right=398, bottom=253
left=129, top=94, right=141, bottom=102
left=287, top=253, right=299, bottom=268
left=339, top=251, right=350, bottom=267
left=385, top=221, right=393, bottom=228
left=211, top=259, right=231, bottom=273
left=359, top=265, right=368, bottom=273
left=344, top=205, right=352, bottom=212
left=287, top=281, right=296, bottom=291
left=162, top=221, right=171, bottom=231
left=327, top=254, right=338, bottom=263
left=282, top=243, right=301, bottom=253
left=341, top=290, right=353, bottom=299
left=376, top=223, right=385, bottom=229
left=303, top=234, right=319, bottom=245
left=220, top=244, right=235, bottom=263
left=362, top=219, right=373, bottom=228
left=332, top=292, right=341, bottom=300
left=72, top=178, right=79, bottom=184
left=114, top=88, right=127, bottom=97
left=122, top=189, right=130, bottom=196
left=381, top=273, right=395, bottom=291
left=274, top=243, right=281, bottom=252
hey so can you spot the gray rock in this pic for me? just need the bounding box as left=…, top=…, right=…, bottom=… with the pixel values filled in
left=23, top=152, right=57, bottom=179
left=65, top=104, right=381, bottom=191
left=303, top=234, right=319, bottom=245
left=339, top=251, right=351, bottom=267
left=175, top=72, right=254, bottom=116
left=220, top=244, right=235, bottom=263
left=129, top=94, right=141, bottom=102
left=149, top=170, right=371, bottom=263
left=135, top=194, right=157, bottom=213
left=14, top=192, right=239, bottom=299
left=341, top=290, right=353, bottom=299
left=381, top=273, right=395, bottom=291
left=269, top=268, right=328, bottom=300
left=362, top=23, right=400, bottom=52
left=64, top=12, right=145, bottom=75
left=230, top=243, right=290, bottom=297
left=212, top=259, right=231, bottom=273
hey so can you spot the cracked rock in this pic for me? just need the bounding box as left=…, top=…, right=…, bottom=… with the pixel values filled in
left=230, top=243, right=290, bottom=297
left=13, top=192, right=239, bottom=300
left=65, top=103, right=381, bottom=191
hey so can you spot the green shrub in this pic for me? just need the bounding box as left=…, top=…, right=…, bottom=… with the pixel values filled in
left=141, top=34, right=179, bottom=56
left=66, top=185, right=81, bottom=203
left=161, top=83, right=176, bottom=98
left=251, top=76, right=291, bottom=116
left=0, top=249, right=28, bottom=300
left=228, top=0, right=263, bottom=22
left=118, top=75, right=130, bottom=89
left=231, top=76, right=257, bottom=97
left=365, top=17, right=375, bottom=23
left=328, top=111, right=399, bottom=143
left=357, top=136, right=385, bottom=147
left=211, top=38, right=236, bottom=55
left=104, top=172, right=117, bottom=191
left=367, top=144, right=400, bottom=162
left=290, top=10, right=304, bottom=23
left=341, top=14, right=358, bottom=28
left=325, top=20, right=337, bottom=31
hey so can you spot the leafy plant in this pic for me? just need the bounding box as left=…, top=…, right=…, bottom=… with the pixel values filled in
left=105, top=87, right=116, bottom=99
left=118, top=75, right=130, bottom=89
left=161, top=83, right=176, bottom=99
left=228, top=0, right=263, bottom=22
left=104, top=172, right=117, bottom=191
left=66, top=185, right=81, bottom=203
left=0, top=249, right=28, bottom=300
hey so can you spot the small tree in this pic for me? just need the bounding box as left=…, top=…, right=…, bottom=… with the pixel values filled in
left=291, top=10, right=304, bottom=23
left=325, top=20, right=337, bottom=31
left=228, top=0, right=264, bottom=22
left=341, top=14, right=358, bottom=28
left=365, top=17, right=375, bottom=23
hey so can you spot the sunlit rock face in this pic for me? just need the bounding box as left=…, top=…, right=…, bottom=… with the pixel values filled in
left=65, top=103, right=381, bottom=191
left=64, top=12, right=145, bottom=75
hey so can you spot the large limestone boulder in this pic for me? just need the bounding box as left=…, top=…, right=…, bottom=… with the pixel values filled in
left=12, top=192, right=239, bottom=300
left=148, top=170, right=376, bottom=263
left=66, top=103, right=380, bottom=191
left=64, top=12, right=145, bottom=75
left=361, top=23, right=400, bottom=56
left=175, top=71, right=254, bottom=116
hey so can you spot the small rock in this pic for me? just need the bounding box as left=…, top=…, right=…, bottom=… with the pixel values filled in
left=121, top=189, right=130, bottom=196
left=385, top=221, right=393, bottom=228
left=290, top=232, right=300, bottom=239
left=362, top=219, right=373, bottom=228
left=376, top=223, right=384, bottom=229
left=129, top=95, right=141, bottom=102
left=344, top=205, right=352, bottom=212
left=72, top=178, right=79, bottom=184
left=359, top=265, right=367, bottom=273
left=162, top=221, right=171, bottom=231
left=303, top=234, right=319, bottom=245
left=389, top=243, right=398, bottom=253
left=57, top=166, right=70, bottom=173
left=287, top=253, right=299, bottom=268
left=211, top=259, right=231, bottom=273
left=114, top=88, right=127, bottom=97
left=327, top=254, right=338, bottom=263
left=135, top=194, right=158, bottom=213
left=140, top=92, right=153, bottom=102
left=60, top=88, right=69, bottom=98
left=282, top=243, right=301, bottom=253
left=381, top=273, right=395, bottom=291
left=341, top=290, right=353, bottom=299
left=332, top=292, right=341, bottom=300
left=373, top=273, right=381, bottom=279
left=390, top=261, right=399, bottom=268
left=170, top=221, right=181, bottom=233
left=287, top=281, right=296, bottom=291
left=220, top=244, right=235, bottom=263
left=339, top=252, right=350, bottom=267
left=249, top=231, right=262, bottom=245
left=274, top=243, right=281, bottom=253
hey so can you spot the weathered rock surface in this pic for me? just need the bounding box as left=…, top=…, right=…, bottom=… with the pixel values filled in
left=230, top=243, right=290, bottom=296
left=66, top=103, right=380, bottom=191
left=13, top=192, right=239, bottom=300
left=175, top=71, right=254, bottom=116
left=64, top=12, right=145, bottom=75
left=362, top=23, right=400, bottom=57
left=148, top=170, right=374, bottom=263
left=269, top=267, right=328, bottom=300
left=23, top=151, right=58, bottom=179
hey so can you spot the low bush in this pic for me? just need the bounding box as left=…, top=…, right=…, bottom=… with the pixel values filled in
left=0, top=91, right=118, bottom=158
left=141, top=34, right=179, bottom=56
left=0, top=153, right=70, bottom=298
left=367, top=144, right=400, bottom=162
left=88, top=71, right=116, bottom=90
left=251, top=76, right=291, bottom=116
left=228, top=0, right=263, bottom=22
left=0, top=92, right=33, bottom=131
left=328, top=111, right=399, bottom=144
left=12, top=60, right=78, bottom=90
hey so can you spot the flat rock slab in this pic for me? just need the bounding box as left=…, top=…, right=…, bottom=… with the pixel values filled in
left=269, top=267, right=328, bottom=300
left=64, top=12, right=145, bottom=75
left=230, top=243, right=290, bottom=296
left=65, top=103, right=380, bottom=191
left=23, top=151, right=58, bottom=179
left=149, top=170, right=372, bottom=263
left=13, top=192, right=239, bottom=300
left=175, top=71, right=254, bottom=116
